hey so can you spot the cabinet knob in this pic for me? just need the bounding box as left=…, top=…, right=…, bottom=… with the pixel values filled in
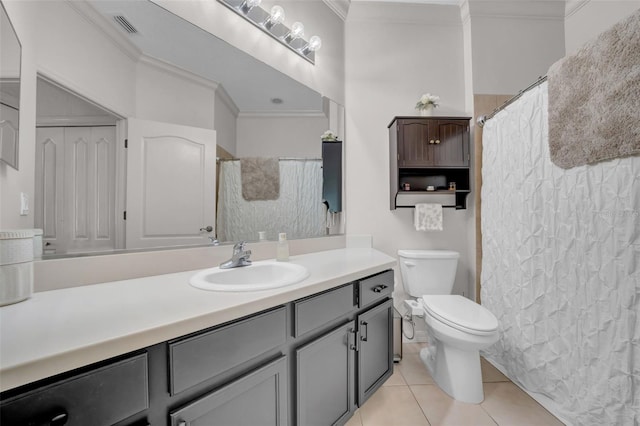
left=435, top=139, right=441, bottom=144
left=429, top=140, right=435, bottom=144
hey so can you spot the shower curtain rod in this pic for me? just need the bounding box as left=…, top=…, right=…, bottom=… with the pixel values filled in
left=216, top=157, right=322, bottom=162
left=476, top=75, right=547, bottom=127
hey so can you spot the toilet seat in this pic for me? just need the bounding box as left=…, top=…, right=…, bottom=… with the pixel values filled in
left=421, top=295, right=498, bottom=336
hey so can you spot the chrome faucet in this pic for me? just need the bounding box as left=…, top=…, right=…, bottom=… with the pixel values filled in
left=220, top=241, right=252, bottom=269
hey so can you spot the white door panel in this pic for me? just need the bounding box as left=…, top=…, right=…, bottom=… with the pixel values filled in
left=126, top=118, right=216, bottom=249
left=35, top=126, right=116, bottom=254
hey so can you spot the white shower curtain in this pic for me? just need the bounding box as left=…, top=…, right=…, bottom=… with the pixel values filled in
left=481, top=82, right=639, bottom=425
left=216, top=159, right=326, bottom=242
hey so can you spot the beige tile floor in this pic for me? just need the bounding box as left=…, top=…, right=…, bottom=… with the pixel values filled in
left=346, top=343, right=565, bottom=426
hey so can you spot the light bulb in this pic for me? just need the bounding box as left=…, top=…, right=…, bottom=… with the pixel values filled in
left=264, top=5, right=285, bottom=29
left=270, top=5, right=285, bottom=25
left=290, top=22, right=304, bottom=39
left=307, top=35, right=322, bottom=51
left=240, top=0, right=261, bottom=13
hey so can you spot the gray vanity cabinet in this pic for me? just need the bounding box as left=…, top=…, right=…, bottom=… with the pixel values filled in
left=0, top=269, right=394, bottom=426
left=169, top=356, right=288, bottom=426
left=357, top=299, right=394, bottom=404
left=296, top=321, right=356, bottom=426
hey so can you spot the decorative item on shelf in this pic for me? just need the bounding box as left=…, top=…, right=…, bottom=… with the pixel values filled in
left=449, top=182, right=457, bottom=191
left=321, top=130, right=338, bottom=142
left=403, top=183, right=411, bottom=191
left=415, top=93, right=440, bottom=116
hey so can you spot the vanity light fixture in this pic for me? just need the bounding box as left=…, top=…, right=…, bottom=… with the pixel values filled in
left=217, top=0, right=321, bottom=64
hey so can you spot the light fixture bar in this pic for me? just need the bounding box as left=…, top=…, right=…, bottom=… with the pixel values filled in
left=217, top=0, right=319, bottom=64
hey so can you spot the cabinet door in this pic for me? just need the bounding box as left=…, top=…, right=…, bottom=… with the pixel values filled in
left=358, top=299, right=394, bottom=405
left=170, top=356, right=288, bottom=426
left=297, top=321, right=356, bottom=426
left=398, top=120, right=433, bottom=167
left=432, top=120, right=469, bottom=166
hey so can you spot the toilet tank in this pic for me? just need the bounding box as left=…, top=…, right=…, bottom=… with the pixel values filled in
left=398, top=250, right=459, bottom=297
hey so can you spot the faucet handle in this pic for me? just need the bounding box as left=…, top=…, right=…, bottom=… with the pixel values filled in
left=233, top=241, right=247, bottom=252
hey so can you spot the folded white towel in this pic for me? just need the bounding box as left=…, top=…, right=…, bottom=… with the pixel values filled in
left=414, top=203, right=443, bottom=231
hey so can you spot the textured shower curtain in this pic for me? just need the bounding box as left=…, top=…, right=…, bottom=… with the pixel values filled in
left=217, top=159, right=326, bottom=242
left=481, top=82, right=639, bottom=425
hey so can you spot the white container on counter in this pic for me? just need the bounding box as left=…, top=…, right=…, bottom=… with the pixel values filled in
left=0, top=230, right=35, bottom=306
left=32, top=228, right=43, bottom=258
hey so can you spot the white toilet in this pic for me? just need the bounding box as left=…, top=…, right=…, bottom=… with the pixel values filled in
left=398, top=249, right=499, bottom=404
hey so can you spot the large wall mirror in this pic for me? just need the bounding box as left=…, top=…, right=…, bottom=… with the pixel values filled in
left=0, top=0, right=21, bottom=170
left=35, top=0, right=344, bottom=258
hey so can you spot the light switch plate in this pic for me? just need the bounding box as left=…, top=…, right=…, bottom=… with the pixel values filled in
left=20, top=192, right=29, bottom=216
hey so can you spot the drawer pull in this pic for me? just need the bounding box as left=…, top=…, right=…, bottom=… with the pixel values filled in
left=372, top=284, right=388, bottom=293
left=34, top=411, right=68, bottom=426
left=360, top=321, right=368, bottom=342
left=51, top=412, right=68, bottom=426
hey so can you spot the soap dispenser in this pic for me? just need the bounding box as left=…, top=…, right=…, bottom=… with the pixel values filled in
left=276, top=232, right=289, bottom=261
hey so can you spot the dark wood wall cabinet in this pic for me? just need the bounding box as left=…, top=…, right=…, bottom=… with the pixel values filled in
left=0, top=270, right=394, bottom=426
left=389, top=116, right=471, bottom=209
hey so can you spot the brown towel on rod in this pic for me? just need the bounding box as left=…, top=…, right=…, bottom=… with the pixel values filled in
left=547, top=8, right=640, bottom=169
left=240, top=157, right=280, bottom=201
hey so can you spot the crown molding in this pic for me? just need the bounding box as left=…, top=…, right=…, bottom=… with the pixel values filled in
left=215, top=84, right=240, bottom=117
left=565, top=0, right=590, bottom=18
left=322, top=0, right=351, bottom=21
left=138, top=55, right=220, bottom=91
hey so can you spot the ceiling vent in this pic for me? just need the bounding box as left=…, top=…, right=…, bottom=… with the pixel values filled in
left=113, top=15, right=138, bottom=34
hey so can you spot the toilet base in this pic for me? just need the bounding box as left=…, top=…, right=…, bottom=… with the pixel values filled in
left=419, top=342, right=484, bottom=404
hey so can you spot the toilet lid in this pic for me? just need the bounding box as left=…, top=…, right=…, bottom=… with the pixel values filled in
left=397, top=249, right=459, bottom=259
left=421, top=295, right=498, bottom=333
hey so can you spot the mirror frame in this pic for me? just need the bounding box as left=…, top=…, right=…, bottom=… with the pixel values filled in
left=0, top=0, right=22, bottom=170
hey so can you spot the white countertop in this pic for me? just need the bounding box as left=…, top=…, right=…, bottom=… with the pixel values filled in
left=0, top=248, right=396, bottom=392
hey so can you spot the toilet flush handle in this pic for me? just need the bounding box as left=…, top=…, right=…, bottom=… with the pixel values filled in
left=403, top=261, right=416, bottom=267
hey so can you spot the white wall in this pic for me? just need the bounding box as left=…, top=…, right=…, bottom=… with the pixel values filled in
left=469, top=1, right=566, bottom=94
left=345, top=3, right=472, bottom=308
left=565, top=1, right=640, bottom=53
left=135, top=58, right=216, bottom=130
left=214, top=87, right=239, bottom=156
left=236, top=114, right=328, bottom=158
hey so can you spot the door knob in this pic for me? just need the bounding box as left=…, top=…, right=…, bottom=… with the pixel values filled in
left=200, top=226, right=213, bottom=233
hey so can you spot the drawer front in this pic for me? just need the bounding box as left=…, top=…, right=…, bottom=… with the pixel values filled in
left=169, top=307, right=287, bottom=395
left=0, top=354, right=148, bottom=426
left=359, top=270, right=394, bottom=308
left=170, top=356, right=288, bottom=426
left=294, top=284, right=355, bottom=337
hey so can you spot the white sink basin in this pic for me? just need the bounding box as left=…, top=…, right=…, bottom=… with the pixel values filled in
left=189, top=260, right=309, bottom=292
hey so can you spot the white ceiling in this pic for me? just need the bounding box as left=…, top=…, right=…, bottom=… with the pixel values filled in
left=88, top=0, right=324, bottom=113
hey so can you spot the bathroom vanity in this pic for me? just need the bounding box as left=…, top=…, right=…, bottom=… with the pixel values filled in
left=0, top=248, right=395, bottom=426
